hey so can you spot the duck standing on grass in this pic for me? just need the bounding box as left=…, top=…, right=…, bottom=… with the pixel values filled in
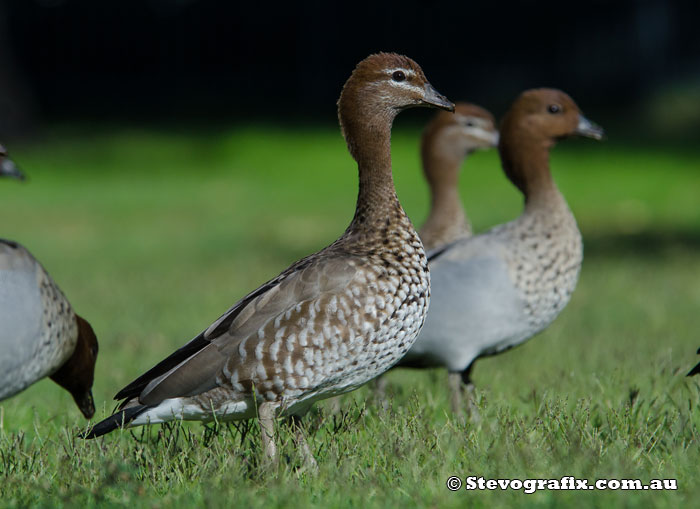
left=84, top=53, right=454, bottom=465
left=0, top=144, right=99, bottom=418
left=396, top=89, right=603, bottom=417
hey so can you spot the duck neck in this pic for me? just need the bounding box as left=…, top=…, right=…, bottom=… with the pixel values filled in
left=420, top=151, right=470, bottom=247
left=343, top=112, right=404, bottom=232
left=500, top=137, right=561, bottom=213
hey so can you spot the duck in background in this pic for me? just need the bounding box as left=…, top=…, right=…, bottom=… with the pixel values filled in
left=396, top=89, right=603, bottom=417
left=0, top=144, right=99, bottom=418
left=419, top=102, right=499, bottom=250
left=84, top=53, right=454, bottom=468
left=0, top=145, right=25, bottom=180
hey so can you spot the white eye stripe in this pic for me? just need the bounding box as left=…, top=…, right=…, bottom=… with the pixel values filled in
left=456, top=115, right=490, bottom=128
left=388, top=80, right=424, bottom=93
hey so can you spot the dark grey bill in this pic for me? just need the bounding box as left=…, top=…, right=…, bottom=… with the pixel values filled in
left=575, top=115, right=605, bottom=140
left=422, top=83, right=455, bottom=112
left=0, top=157, right=25, bottom=180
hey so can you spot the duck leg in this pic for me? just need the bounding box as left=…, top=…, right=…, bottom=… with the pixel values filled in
left=326, top=396, right=342, bottom=415
left=374, top=375, right=389, bottom=399
left=461, top=363, right=480, bottom=422
left=258, top=401, right=278, bottom=465
left=448, top=372, right=463, bottom=414
left=289, top=414, right=318, bottom=474
left=448, top=364, right=480, bottom=421
left=462, top=382, right=480, bottom=422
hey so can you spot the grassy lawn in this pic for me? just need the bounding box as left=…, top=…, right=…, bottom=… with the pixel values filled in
left=1, top=123, right=699, bottom=507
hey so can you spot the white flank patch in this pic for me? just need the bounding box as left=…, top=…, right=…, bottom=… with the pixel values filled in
left=130, top=397, right=251, bottom=425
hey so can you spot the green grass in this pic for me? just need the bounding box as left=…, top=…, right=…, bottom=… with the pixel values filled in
left=1, top=124, right=699, bottom=507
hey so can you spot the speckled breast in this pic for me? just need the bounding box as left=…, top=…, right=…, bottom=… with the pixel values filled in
left=504, top=209, right=583, bottom=334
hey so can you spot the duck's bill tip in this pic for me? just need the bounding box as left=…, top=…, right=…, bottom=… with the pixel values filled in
left=575, top=115, right=605, bottom=141
left=74, top=390, right=96, bottom=419
left=422, top=83, right=455, bottom=112
left=0, top=159, right=26, bottom=180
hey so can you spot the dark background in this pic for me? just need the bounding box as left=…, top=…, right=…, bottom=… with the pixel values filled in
left=0, top=0, right=699, bottom=138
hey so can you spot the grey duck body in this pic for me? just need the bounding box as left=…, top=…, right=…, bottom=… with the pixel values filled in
left=0, top=240, right=79, bottom=400
left=402, top=189, right=582, bottom=372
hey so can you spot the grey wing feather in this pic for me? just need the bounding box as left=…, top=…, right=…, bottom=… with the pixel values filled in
left=138, top=255, right=359, bottom=405
left=115, top=256, right=316, bottom=402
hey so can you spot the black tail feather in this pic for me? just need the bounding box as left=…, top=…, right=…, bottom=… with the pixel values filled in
left=687, top=348, right=700, bottom=377
left=113, top=332, right=209, bottom=402
left=81, top=405, right=149, bottom=439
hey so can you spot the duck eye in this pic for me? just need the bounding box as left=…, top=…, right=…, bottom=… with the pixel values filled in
left=465, top=121, right=474, bottom=127
left=392, top=70, right=406, bottom=82
left=547, top=104, right=561, bottom=114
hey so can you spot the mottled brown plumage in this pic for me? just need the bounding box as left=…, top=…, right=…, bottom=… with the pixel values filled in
left=85, top=54, right=454, bottom=464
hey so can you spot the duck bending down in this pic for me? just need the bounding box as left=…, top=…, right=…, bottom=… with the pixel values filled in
left=419, top=102, right=499, bottom=250
left=0, top=145, right=99, bottom=418
left=396, top=89, right=604, bottom=415
left=84, top=53, right=454, bottom=464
